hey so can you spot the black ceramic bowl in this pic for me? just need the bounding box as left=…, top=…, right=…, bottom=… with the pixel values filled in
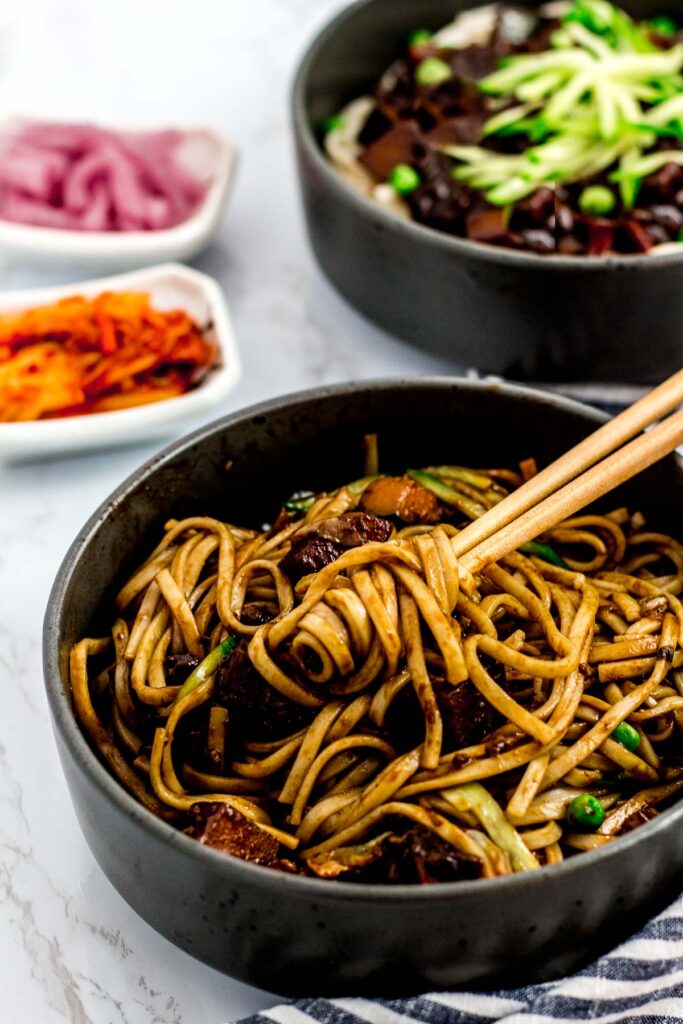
left=292, top=0, right=683, bottom=383
left=44, top=379, right=683, bottom=996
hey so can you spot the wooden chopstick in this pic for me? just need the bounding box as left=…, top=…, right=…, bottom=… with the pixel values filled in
left=452, top=367, right=683, bottom=561
left=461, top=406, right=683, bottom=576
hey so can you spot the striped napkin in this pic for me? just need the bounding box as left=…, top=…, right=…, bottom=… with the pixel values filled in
left=237, top=895, right=683, bottom=1024
left=233, top=379, right=683, bottom=1024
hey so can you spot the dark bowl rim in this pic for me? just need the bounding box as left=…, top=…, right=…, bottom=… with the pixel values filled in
left=43, top=375, right=683, bottom=902
left=291, top=0, right=683, bottom=273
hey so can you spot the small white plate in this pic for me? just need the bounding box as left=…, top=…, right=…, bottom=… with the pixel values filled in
left=0, top=263, right=241, bottom=461
left=0, top=123, right=237, bottom=269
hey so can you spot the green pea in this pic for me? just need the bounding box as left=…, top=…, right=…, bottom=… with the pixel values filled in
left=390, top=163, right=422, bottom=195
left=408, top=28, right=432, bottom=46
left=322, top=115, right=345, bottom=135
left=579, top=185, right=616, bottom=216
left=611, top=721, right=640, bottom=752
left=649, top=16, right=677, bottom=36
left=415, top=56, right=452, bottom=87
left=566, top=793, right=605, bottom=832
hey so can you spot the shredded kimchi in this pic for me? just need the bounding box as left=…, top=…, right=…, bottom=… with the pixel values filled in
left=0, top=291, right=219, bottom=422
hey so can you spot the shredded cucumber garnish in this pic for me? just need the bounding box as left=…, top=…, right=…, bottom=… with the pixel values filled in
left=442, top=0, right=683, bottom=208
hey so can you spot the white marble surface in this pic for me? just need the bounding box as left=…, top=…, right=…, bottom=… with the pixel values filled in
left=0, top=2, right=454, bottom=1022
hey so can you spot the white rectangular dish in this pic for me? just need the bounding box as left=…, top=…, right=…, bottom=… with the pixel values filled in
left=0, top=262, right=241, bottom=461
left=0, top=123, right=237, bottom=269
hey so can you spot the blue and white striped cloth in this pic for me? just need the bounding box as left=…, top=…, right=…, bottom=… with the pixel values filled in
left=236, top=894, right=683, bottom=1024
left=235, top=379, right=683, bottom=1024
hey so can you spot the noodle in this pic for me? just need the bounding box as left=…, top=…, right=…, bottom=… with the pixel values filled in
left=70, top=444, right=683, bottom=884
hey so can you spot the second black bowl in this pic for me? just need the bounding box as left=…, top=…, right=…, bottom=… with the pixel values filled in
left=292, top=0, right=683, bottom=382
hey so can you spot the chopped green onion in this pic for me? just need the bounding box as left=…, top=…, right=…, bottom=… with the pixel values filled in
left=611, top=721, right=641, bottom=751
left=407, top=469, right=486, bottom=520
left=423, top=465, right=493, bottom=490
left=415, top=56, right=451, bottom=87
left=177, top=636, right=237, bottom=702
left=408, top=28, right=432, bottom=46
left=283, top=491, right=316, bottom=513
left=520, top=540, right=570, bottom=569
left=389, top=163, right=421, bottom=194
left=322, top=115, right=345, bottom=135
left=579, top=184, right=617, bottom=214
left=344, top=474, right=382, bottom=496
left=566, top=793, right=606, bottom=831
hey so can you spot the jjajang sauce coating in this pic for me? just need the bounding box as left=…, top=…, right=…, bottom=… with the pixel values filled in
left=72, top=453, right=683, bottom=884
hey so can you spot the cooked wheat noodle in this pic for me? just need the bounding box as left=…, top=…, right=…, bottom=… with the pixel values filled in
left=70, top=453, right=683, bottom=881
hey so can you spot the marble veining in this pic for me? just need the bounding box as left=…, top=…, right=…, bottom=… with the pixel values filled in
left=0, top=1, right=455, bottom=1021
